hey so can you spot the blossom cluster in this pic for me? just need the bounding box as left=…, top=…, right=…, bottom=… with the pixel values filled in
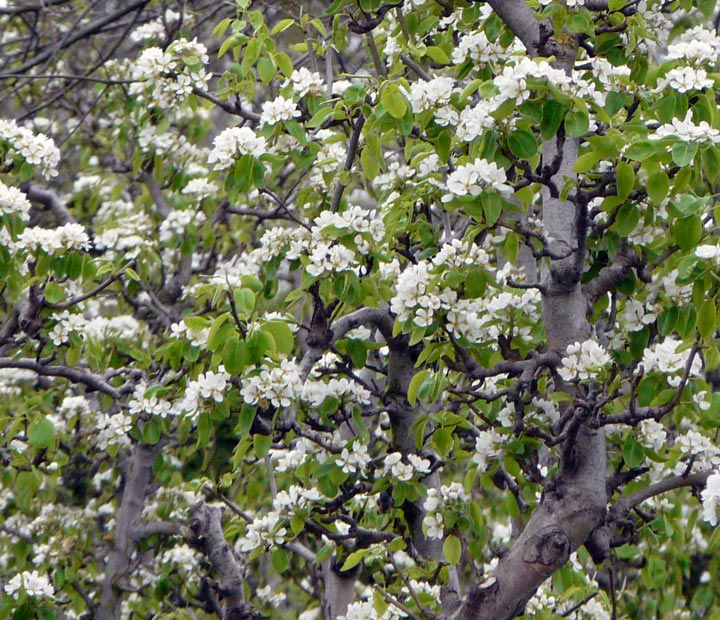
left=640, top=338, right=702, bottom=386
left=237, top=512, right=287, bottom=552
left=49, top=311, right=143, bottom=346
left=94, top=412, right=133, bottom=450
left=443, top=158, right=512, bottom=200
left=207, top=126, right=267, bottom=170
left=472, top=428, right=505, bottom=470
left=650, top=111, right=720, bottom=144
left=4, top=570, right=54, bottom=599
left=0, top=180, right=31, bottom=222
left=422, top=482, right=469, bottom=540
left=241, top=358, right=302, bottom=409
left=377, top=452, right=432, bottom=482
left=655, top=66, right=713, bottom=93
left=159, top=209, right=206, bottom=242
left=304, top=206, right=385, bottom=276
left=702, top=472, right=720, bottom=526
left=289, top=67, right=325, bottom=97
left=0, top=118, right=60, bottom=178
left=260, top=95, right=300, bottom=126
left=129, top=38, right=209, bottom=106
left=175, top=365, right=231, bottom=420
left=558, top=340, right=612, bottom=382
left=130, top=9, right=188, bottom=43
left=9, top=223, right=90, bottom=255
left=302, top=377, right=372, bottom=408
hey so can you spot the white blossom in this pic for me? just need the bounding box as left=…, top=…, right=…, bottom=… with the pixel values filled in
left=702, top=472, right=720, bottom=526
left=558, top=340, right=612, bottom=382
left=208, top=127, right=267, bottom=169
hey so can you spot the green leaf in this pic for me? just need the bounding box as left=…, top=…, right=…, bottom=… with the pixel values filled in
left=44, top=281, right=64, bottom=303
left=433, top=427, right=453, bottom=458
left=623, top=435, right=644, bottom=468
left=564, top=108, right=589, bottom=137
left=657, top=306, right=679, bottom=337
left=408, top=369, right=430, bottom=406
left=647, top=170, right=669, bottom=205
left=361, top=134, right=381, bottom=181
left=270, top=18, right=295, bottom=35
left=236, top=404, right=256, bottom=436
left=207, top=313, right=233, bottom=352
left=380, top=83, right=408, bottom=119
left=672, top=141, right=698, bottom=167
left=234, top=288, right=255, bottom=314
left=616, top=162, right=635, bottom=200
left=28, top=417, right=55, bottom=449
left=142, top=419, right=161, bottom=445
left=574, top=151, right=602, bottom=173
left=613, top=204, right=639, bottom=236
left=698, top=299, right=717, bottom=340
left=307, top=106, right=334, bottom=129
left=541, top=100, right=565, bottom=140
left=443, top=534, right=462, bottom=564
left=481, top=191, right=502, bottom=225
left=507, top=129, right=538, bottom=159
left=222, top=338, right=246, bottom=375
left=671, top=214, right=702, bottom=250
left=624, top=140, right=659, bottom=162
left=253, top=433, right=272, bottom=458
left=327, top=0, right=347, bottom=14
left=425, top=46, right=450, bottom=64
left=340, top=549, right=368, bottom=571
left=274, top=52, right=294, bottom=78
left=262, top=321, right=295, bottom=356
left=257, top=55, right=277, bottom=83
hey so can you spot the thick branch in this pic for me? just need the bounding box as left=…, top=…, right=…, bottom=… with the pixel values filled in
left=97, top=443, right=160, bottom=620
left=485, top=0, right=542, bottom=55
left=187, top=502, right=257, bottom=620
left=24, top=183, right=76, bottom=224
left=0, top=358, right=123, bottom=399
left=610, top=471, right=711, bottom=518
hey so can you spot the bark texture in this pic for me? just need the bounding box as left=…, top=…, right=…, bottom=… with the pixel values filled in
left=97, top=443, right=160, bottom=620
left=187, top=502, right=258, bottom=620
left=448, top=5, right=608, bottom=619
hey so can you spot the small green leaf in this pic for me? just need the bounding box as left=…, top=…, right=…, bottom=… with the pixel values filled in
left=574, top=151, right=602, bottom=173
left=424, top=46, right=450, bottom=64
left=541, top=100, right=565, bottom=140
left=565, top=109, right=589, bottom=137
left=443, top=534, right=462, bottom=564
left=142, top=420, right=161, bottom=445
left=222, top=338, right=246, bottom=374
left=270, top=18, right=295, bottom=35
left=613, top=204, right=640, bottom=236
left=698, top=299, right=717, bottom=340
left=253, top=433, right=272, bottom=458
left=28, top=417, right=55, bottom=449
left=481, top=191, right=502, bottom=225
left=616, top=162, right=635, bottom=200
left=507, top=130, right=538, bottom=159
left=647, top=170, right=669, bottom=205
left=671, top=214, right=702, bottom=250
left=672, top=141, right=698, bottom=167
left=624, top=140, right=658, bottom=162
left=623, top=435, right=644, bottom=468
left=408, top=369, right=430, bottom=406
left=340, top=548, right=368, bottom=571
left=262, top=321, right=295, bottom=356
left=380, top=83, right=408, bottom=119
left=44, top=282, right=64, bottom=303
left=234, top=288, right=255, bottom=314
